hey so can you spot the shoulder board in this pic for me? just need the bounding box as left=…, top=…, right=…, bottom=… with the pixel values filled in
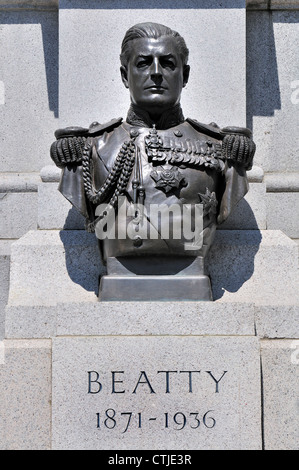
left=88, top=117, right=123, bottom=136
left=187, top=118, right=252, bottom=140
left=186, top=118, right=223, bottom=139
left=54, top=117, right=123, bottom=139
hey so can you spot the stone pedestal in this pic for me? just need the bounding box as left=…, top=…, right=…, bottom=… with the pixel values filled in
left=1, top=227, right=298, bottom=449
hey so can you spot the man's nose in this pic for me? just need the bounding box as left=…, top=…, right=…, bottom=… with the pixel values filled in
left=150, top=58, right=162, bottom=78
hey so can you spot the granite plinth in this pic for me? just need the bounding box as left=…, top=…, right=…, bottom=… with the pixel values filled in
left=52, top=336, right=261, bottom=450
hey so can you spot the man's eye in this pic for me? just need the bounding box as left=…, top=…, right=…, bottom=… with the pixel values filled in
left=161, top=59, right=175, bottom=69
left=136, top=60, right=149, bottom=68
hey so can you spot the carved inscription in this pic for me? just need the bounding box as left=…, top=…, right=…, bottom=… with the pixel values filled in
left=87, top=369, right=227, bottom=434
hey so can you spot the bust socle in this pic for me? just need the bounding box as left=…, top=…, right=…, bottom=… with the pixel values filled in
left=50, top=22, right=255, bottom=301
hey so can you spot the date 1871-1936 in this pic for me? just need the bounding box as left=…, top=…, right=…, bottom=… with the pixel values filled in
left=96, top=409, right=216, bottom=433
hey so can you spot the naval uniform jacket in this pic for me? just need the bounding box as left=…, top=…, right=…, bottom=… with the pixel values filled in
left=50, top=106, right=255, bottom=262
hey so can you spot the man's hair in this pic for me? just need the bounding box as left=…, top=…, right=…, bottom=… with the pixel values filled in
left=120, top=22, right=189, bottom=68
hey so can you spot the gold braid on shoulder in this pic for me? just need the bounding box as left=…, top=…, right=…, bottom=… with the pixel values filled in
left=221, top=129, right=256, bottom=171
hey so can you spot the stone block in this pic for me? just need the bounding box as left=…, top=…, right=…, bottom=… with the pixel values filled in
left=207, top=230, right=299, bottom=305
left=0, top=172, right=40, bottom=193
left=266, top=191, right=299, bottom=238
left=38, top=182, right=85, bottom=230
left=5, top=301, right=255, bottom=339
left=0, top=339, right=51, bottom=450
left=52, top=336, right=261, bottom=450
left=5, top=305, right=57, bottom=339
left=59, top=0, right=246, bottom=127
left=7, top=230, right=104, bottom=306
left=57, top=301, right=255, bottom=337
left=261, top=340, right=299, bottom=450
left=0, top=192, right=38, bottom=238
left=265, top=172, right=299, bottom=193
left=255, top=305, right=299, bottom=338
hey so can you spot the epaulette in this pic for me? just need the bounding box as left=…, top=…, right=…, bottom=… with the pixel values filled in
left=186, top=118, right=252, bottom=140
left=54, top=117, right=123, bottom=139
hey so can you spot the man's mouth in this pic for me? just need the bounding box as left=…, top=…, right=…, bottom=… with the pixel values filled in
left=145, top=86, right=167, bottom=90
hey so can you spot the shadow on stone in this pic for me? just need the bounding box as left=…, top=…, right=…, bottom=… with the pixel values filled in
left=207, top=200, right=262, bottom=301
left=246, top=11, right=281, bottom=129
left=1, top=10, right=59, bottom=117
left=62, top=206, right=85, bottom=230
left=59, top=229, right=105, bottom=296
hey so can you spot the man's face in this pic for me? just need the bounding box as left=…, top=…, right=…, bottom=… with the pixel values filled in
left=121, top=36, right=189, bottom=117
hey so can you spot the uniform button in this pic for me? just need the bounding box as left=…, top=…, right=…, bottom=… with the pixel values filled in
left=174, top=130, right=183, bottom=137
left=130, top=129, right=139, bottom=138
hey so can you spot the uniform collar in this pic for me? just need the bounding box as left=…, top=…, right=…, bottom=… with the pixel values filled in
left=126, top=103, right=185, bottom=130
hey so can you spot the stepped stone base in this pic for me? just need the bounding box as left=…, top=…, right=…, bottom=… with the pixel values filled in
left=1, top=227, right=298, bottom=449
left=1, top=302, right=298, bottom=450
left=6, top=229, right=299, bottom=307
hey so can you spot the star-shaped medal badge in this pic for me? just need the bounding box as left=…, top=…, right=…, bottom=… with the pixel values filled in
left=198, top=188, right=218, bottom=217
left=150, top=166, right=187, bottom=194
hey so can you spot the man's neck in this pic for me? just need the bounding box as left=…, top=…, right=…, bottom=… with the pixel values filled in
left=126, top=103, right=185, bottom=130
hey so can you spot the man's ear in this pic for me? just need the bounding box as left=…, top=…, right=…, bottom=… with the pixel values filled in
left=120, top=66, right=129, bottom=88
left=183, top=65, right=190, bottom=87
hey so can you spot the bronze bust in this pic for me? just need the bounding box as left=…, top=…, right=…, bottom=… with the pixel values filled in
left=50, top=22, right=255, bottom=301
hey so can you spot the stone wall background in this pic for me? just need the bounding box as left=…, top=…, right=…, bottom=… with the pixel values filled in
left=0, top=0, right=298, bottom=450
